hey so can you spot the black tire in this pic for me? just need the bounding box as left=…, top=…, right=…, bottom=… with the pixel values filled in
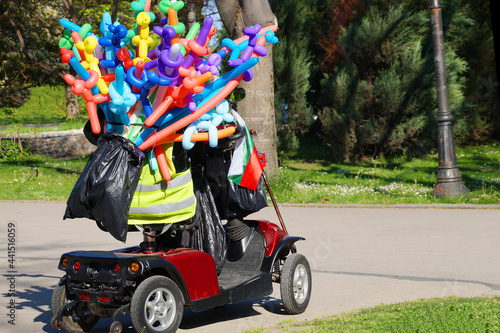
left=51, top=277, right=99, bottom=333
left=130, top=276, right=184, bottom=333
left=280, top=253, right=312, bottom=314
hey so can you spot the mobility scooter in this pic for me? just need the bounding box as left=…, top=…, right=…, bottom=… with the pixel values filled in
left=50, top=114, right=312, bottom=333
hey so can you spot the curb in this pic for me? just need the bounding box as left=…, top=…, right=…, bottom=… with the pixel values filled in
left=276, top=203, right=500, bottom=209
left=1, top=201, right=499, bottom=209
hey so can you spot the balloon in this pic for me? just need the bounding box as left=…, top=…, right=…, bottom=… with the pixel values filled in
left=181, top=99, right=233, bottom=149
left=99, top=24, right=128, bottom=71
left=59, top=19, right=82, bottom=33
left=146, top=25, right=174, bottom=71
left=154, top=145, right=171, bottom=182
left=147, top=150, right=159, bottom=172
left=68, top=57, right=98, bottom=95
left=144, top=69, right=210, bottom=128
left=159, top=0, right=185, bottom=13
left=127, top=110, right=146, bottom=142
left=128, top=0, right=156, bottom=39
left=159, top=0, right=185, bottom=46
left=132, top=0, right=155, bottom=16
left=127, top=64, right=171, bottom=118
left=157, top=125, right=237, bottom=145
left=58, top=1, right=279, bottom=152
left=99, top=10, right=113, bottom=37
left=76, top=36, right=109, bottom=94
left=158, top=43, right=183, bottom=80
left=138, top=74, right=244, bottom=150
left=182, top=124, right=197, bottom=150
left=178, top=22, right=200, bottom=56
left=108, top=65, right=136, bottom=129
left=116, top=48, right=135, bottom=71
left=132, top=12, right=154, bottom=64
left=64, top=70, right=107, bottom=134
left=181, top=17, right=213, bottom=69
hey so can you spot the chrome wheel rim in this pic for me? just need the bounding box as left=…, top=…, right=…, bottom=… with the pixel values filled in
left=144, top=287, right=176, bottom=330
left=293, top=263, right=309, bottom=304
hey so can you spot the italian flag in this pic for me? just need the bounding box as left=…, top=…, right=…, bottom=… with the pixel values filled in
left=227, top=111, right=263, bottom=191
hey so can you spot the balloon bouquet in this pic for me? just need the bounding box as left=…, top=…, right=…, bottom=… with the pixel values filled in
left=58, top=0, right=278, bottom=183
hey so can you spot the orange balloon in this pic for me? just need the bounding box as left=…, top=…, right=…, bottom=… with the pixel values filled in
left=157, top=125, right=237, bottom=145
left=154, top=145, right=171, bottom=182
left=138, top=74, right=244, bottom=150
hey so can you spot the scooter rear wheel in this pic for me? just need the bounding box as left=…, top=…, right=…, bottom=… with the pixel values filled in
left=130, top=276, right=183, bottom=333
left=51, top=277, right=99, bottom=333
left=280, top=253, right=312, bottom=314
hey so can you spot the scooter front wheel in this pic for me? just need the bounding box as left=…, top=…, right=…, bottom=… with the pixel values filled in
left=51, top=277, right=99, bottom=333
left=130, top=276, right=183, bottom=333
left=280, top=253, right=312, bottom=314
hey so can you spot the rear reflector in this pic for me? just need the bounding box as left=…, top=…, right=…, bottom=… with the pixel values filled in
left=112, top=263, right=120, bottom=274
left=98, top=295, right=110, bottom=303
left=74, top=261, right=81, bottom=272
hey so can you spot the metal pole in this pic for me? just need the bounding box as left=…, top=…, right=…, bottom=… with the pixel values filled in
left=261, top=170, right=296, bottom=253
left=261, top=170, right=288, bottom=235
left=429, top=0, right=469, bottom=198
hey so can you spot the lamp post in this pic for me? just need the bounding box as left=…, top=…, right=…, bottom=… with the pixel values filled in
left=429, top=0, right=469, bottom=198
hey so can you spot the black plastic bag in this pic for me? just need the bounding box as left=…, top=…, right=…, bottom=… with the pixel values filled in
left=203, top=147, right=267, bottom=219
left=64, top=133, right=144, bottom=242
left=227, top=176, right=268, bottom=218
left=190, top=167, right=226, bottom=274
left=204, top=148, right=234, bottom=220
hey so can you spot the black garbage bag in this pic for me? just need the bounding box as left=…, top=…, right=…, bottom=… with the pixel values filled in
left=227, top=176, right=268, bottom=218
left=64, top=132, right=145, bottom=242
left=203, top=147, right=267, bottom=219
left=190, top=167, right=226, bottom=274
left=204, top=148, right=234, bottom=220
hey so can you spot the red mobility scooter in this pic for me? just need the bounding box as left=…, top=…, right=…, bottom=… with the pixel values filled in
left=51, top=113, right=312, bottom=333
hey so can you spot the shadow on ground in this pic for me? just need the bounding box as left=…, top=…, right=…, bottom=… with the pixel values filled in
left=10, top=274, right=286, bottom=332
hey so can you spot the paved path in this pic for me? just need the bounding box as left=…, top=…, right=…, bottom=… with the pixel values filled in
left=1, top=202, right=499, bottom=332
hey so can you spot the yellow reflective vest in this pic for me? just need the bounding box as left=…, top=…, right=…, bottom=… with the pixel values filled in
left=128, top=143, right=196, bottom=225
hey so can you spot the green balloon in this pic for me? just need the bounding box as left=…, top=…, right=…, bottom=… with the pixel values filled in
left=79, top=23, right=92, bottom=40
left=159, top=0, right=185, bottom=14
left=59, top=30, right=73, bottom=49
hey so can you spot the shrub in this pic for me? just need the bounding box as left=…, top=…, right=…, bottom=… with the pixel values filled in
left=0, top=139, right=25, bottom=161
left=318, top=0, right=488, bottom=161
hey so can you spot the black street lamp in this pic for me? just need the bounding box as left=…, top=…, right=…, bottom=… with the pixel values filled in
left=429, top=0, right=469, bottom=198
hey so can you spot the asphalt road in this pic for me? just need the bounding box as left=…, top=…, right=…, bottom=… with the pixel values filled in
left=1, top=202, right=499, bottom=333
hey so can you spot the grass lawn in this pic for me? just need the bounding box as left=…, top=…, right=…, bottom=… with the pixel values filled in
left=0, top=154, right=87, bottom=201
left=0, top=85, right=88, bottom=134
left=271, top=136, right=500, bottom=204
left=252, top=297, right=500, bottom=332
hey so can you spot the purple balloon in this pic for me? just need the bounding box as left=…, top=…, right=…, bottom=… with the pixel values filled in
left=196, top=17, right=213, bottom=45
left=208, top=53, right=221, bottom=66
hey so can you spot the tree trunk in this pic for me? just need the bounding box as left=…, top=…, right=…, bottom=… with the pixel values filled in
left=65, top=85, right=79, bottom=119
left=215, top=0, right=279, bottom=176
left=111, top=0, right=119, bottom=23
left=186, top=1, right=197, bottom=31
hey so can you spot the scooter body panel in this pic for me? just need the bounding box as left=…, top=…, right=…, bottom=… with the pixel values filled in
left=58, top=247, right=220, bottom=306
